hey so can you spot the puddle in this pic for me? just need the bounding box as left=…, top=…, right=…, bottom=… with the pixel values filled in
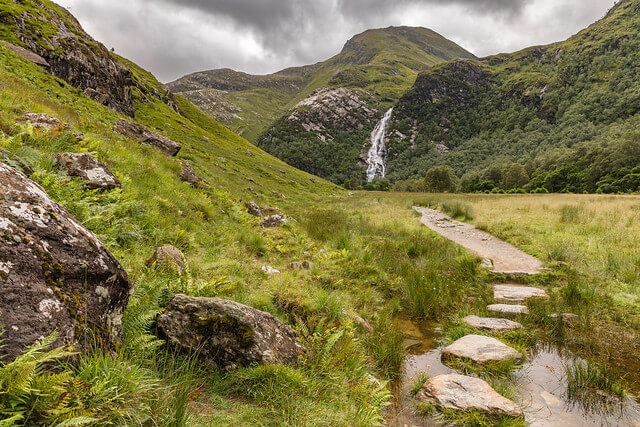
left=387, top=317, right=640, bottom=427
left=514, top=344, right=640, bottom=426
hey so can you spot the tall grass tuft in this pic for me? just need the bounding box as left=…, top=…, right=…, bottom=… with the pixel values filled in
left=566, top=360, right=628, bottom=408
left=559, top=204, right=585, bottom=223
left=441, top=200, right=474, bottom=221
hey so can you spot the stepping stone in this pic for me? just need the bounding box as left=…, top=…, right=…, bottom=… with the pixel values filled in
left=487, top=304, right=529, bottom=315
left=493, top=284, right=548, bottom=303
left=415, top=373, right=523, bottom=417
left=442, top=334, right=523, bottom=364
left=462, top=315, right=522, bottom=332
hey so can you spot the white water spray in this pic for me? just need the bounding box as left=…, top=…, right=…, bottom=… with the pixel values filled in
left=366, top=108, right=393, bottom=182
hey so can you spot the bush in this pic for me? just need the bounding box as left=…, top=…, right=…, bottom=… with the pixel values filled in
left=423, top=165, right=458, bottom=193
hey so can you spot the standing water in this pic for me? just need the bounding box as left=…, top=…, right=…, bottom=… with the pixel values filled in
left=366, top=108, right=393, bottom=182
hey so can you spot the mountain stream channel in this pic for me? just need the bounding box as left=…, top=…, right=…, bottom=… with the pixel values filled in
left=385, top=208, right=640, bottom=426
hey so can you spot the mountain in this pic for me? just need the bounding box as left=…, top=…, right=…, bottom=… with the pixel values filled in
left=387, top=0, right=640, bottom=193
left=168, top=27, right=475, bottom=143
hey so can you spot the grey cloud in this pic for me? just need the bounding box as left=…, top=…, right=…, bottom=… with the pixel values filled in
left=64, top=0, right=615, bottom=82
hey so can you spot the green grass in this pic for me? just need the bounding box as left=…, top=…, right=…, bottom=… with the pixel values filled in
left=566, top=360, right=629, bottom=410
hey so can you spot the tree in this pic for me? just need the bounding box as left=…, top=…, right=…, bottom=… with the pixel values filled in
left=502, top=163, right=529, bottom=190
left=424, top=166, right=458, bottom=193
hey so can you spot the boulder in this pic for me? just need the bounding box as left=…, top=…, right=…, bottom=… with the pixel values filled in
left=493, top=284, right=548, bottom=303
left=0, top=163, right=132, bottom=361
left=180, top=162, right=209, bottom=188
left=262, top=266, right=280, bottom=275
left=415, top=374, right=523, bottom=418
left=487, top=304, right=529, bottom=315
left=20, top=112, right=70, bottom=131
left=442, top=335, right=523, bottom=364
left=54, top=152, right=121, bottom=190
left=0, top=41, right=49, bottom=67
left=288, top=261, right=310, bottom=270
left=550, top=312, right=581, bottom=327
left=157, top=294, right=305, bottom=370
left=246, top=201, right=264, bottom=218
left=462, top=315, right=522, bottom=332
left=261, top=215, right=288, bottom=228
left=146, top=245, right=185, bottom=271
left=113, top=119, right=181, bottom=156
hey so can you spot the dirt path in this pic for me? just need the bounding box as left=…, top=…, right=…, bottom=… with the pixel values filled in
left=413, top=206, right=543, bottom=275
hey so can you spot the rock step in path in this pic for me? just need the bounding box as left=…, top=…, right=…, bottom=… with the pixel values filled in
left=442, top=334, right=523, bottom=364
left=416, top=373, right=523, bottom=418
left=462, top=315, right=522, bottom=332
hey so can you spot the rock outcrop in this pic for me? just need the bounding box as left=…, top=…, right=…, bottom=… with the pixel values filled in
left=113, top=119, right=181, bottom=156
left=2, top=3, right=135, bottom=116
left=54, top=152, right=121, bottom=190
left=246, top=201, right=264, bottom=217
left=146, top=245, right=185, bottom=271
left=286, top=88, right=377, bottom=133
left=157, top=294, right=305, bottom=370
left=180, top=162, right=209, bottom=188
left=0, top=163, right=132, bottom=361
left=261, top=215, right=288, bottom=228
left=20, top=112, right=70, bottom=131
left=416, top=374, right=523, bottom=417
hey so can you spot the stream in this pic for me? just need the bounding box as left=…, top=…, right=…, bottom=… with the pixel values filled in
left=387, top=316, right=640, bottom=426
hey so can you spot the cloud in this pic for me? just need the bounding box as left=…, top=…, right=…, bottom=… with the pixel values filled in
left=61, top=0, right=616, bottom=82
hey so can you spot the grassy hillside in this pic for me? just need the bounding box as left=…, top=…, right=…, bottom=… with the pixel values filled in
left=169, top=26, right=474, bottom=142
left=0, top=5, right=486, bottom=425
left=388, top=0, right=640, bottom=194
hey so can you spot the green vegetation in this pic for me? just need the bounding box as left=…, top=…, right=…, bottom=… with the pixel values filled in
left=386, top=0, right=640, bottom=194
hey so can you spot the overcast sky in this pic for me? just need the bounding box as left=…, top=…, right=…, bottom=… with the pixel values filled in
left=62, top=0, right=616, bottom=83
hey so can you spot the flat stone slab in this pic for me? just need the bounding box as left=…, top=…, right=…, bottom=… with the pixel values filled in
left=414, top=207, right=543, bottom=275
left=442, top=334, right=523, bottom=364
left=493, top=284, right=548, bottom=303
left=487, top=304, right=529, bottom=315
left=462, top=315, right=522, bottom=332
left=416, top=373, right=523, bottom=417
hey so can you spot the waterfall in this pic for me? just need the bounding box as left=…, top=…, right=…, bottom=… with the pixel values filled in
left=366, top=108, right=393, bottom=182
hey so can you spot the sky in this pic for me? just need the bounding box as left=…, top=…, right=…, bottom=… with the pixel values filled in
left=61, top=0, right=617, bottom=83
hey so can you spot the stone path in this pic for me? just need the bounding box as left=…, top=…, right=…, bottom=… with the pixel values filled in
left=413, top=206, right=544, bottom=275
left=493, top=284, right=548, bottom=303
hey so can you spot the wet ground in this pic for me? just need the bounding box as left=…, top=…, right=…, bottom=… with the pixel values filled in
left=387, top=317, right=640, bottom=427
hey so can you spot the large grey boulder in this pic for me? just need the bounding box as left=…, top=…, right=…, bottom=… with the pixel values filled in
left=113, top=119, right=181, bottom=156
left=416, top=374, right=523, bottom=417
left=462, top=315, right=522, bottom=332
left=158, top=294, right=305, bottom=370
left=493, top=284, right=548, bottom=303
left=54, top=152, right=121, bottom=190
left=442, top=334, right=523, bottom=364
left=0, top=163, right=132, bottom=361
